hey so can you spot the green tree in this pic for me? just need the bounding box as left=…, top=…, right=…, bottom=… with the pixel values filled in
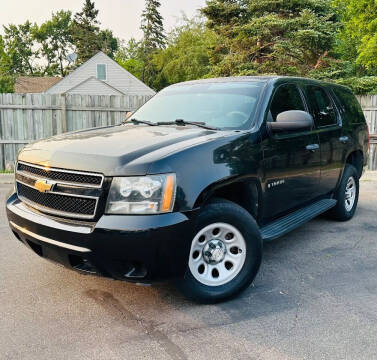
left=202, top=0, right=339, bottom=77
left=140, top=0, right=166, bottom=86
left=115, top=38, right=144, bottom=79
left=308, top=0, right=377, bottom=93
left=72, top=0, right=100, bottom=64
left=72, top=0, right=118, bottom=64
left=98, top=29, right=118, bottom=58
left=202, top=0, right=247, bottom=30
left=3, top=17, right=73, bottom=76
left=152, top=17, right=220, bottom=90
left=334, top=0, right=377, bottom=72
left=34, top=11, right=74, bottom=76
left=117, top=57, right=145, bottom=80
left=3, top=21, right=39, bottom=75
left=0, top=35, right=14, bottom=92
left=0, top=76, right=14, bottom=93
left=116, top=38, right=143, bottom=61
left=72, top=0, right=100, bottom=63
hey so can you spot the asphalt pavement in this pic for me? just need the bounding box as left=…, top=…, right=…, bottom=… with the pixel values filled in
left=1, top=175, right=377, bottom=360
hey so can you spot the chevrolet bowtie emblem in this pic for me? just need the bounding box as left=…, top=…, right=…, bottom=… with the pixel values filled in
left=34, top=180, right=54, bottom=193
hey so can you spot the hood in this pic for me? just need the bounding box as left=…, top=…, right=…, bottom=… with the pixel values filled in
left=18, top=124, right=222, bottom=175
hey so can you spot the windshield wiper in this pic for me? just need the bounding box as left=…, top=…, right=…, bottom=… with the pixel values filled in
left=158, top=119, right=218, bottom=130
left=123, top=118, right=158, bottom=126
left=124, top=118, right=218, bottom=130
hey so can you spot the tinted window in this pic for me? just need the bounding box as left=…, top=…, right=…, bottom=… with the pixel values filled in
left=131, top=82, right=265, bottom=130
left=331, top=86, right=364, bottom=124
left=269, top=84, right=305, bottom=122
left=306, top=86, right=337, bottom=127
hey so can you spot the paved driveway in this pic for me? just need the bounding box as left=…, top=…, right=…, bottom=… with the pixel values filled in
left=1, top=176, right=377, bottom=360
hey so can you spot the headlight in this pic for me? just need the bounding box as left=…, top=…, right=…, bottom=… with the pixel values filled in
left=13, top=160, right=17, bottom=193
left=106, top=174, right=176, bottom=214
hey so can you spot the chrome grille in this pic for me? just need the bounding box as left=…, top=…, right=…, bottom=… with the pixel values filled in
left=17, top=161, right=103, bottom=188
left=15, top=162, right=103, bottom=219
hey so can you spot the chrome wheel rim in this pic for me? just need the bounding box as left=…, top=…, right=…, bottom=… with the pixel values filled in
left=345, top=176, right=356, bottom=212
left=188, top=223, right=247, bottom=286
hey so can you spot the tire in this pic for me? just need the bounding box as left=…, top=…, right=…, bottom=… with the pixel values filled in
left=178, top=198, right=262, bottom=303
left=326, top=164, right=359, bottom=221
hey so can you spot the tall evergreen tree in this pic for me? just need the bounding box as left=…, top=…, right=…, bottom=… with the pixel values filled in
left=72, top=0, right=101, bottom=64
left=202, top=0, right=247, bottom=30
left=202, top=0, right=339, bottom=77
left=72, top=1, right=117, bottom=64
left=140, top=0, right=166, bottom=85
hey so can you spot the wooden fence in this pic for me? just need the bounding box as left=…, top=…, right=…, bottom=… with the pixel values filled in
left=0, top=93, right=376, bottom=171
left=357, top=95, right=377, bottom=170
left=0, top=93, right=152, bottom=171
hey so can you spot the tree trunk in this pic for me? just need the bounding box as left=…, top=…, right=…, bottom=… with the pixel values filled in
left=314, top=51, right=329, bottom=69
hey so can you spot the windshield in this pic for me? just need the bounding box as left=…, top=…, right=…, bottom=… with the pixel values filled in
left=131, top=81, right=266, bottom=130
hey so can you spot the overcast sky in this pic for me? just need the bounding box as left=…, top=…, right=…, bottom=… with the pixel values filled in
left=0, top=0, right=207, bottom=40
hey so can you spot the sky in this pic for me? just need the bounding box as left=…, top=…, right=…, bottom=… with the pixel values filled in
left=0, top=0, right=207, bottom=40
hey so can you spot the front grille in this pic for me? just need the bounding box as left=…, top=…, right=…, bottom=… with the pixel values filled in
left=15, top=161, right=104, bottom=219
left=18, top=183, right=97, bottom=217
left=17, top=162, right=103, bottom=187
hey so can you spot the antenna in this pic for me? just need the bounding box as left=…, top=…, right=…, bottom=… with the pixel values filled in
left=66, top=53, right=78, bottom=64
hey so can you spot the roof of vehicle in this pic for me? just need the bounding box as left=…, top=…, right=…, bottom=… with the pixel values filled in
left=170, top=76, right=277, bottom=86
left=169, top=76, right=352, bottom=92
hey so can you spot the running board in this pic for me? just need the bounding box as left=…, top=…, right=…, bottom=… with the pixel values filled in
left=261, top=199, right=337, bottom=241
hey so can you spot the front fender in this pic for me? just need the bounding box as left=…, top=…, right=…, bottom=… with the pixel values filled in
left=148, top=132, right=262, bottom=211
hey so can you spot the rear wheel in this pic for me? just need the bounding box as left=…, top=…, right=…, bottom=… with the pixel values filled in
left=178, top=199, right=262, bottom=303
left=326, top=164, right=359, bottom=221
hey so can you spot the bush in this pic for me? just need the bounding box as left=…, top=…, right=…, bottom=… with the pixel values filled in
left=0, top=76, right=14, bottom=93
left=334, top=76, right=377, bottom=95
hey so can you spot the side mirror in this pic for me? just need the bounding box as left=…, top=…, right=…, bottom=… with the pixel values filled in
left=125, top=111, right=134, bottom=120
left=268, top=110, right=313, bottom=133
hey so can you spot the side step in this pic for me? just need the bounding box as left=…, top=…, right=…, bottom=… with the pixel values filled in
left=260, top=199, right=337, bottom=241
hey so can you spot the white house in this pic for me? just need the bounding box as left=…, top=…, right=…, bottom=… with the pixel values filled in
left=45, top=51, right=155, bottom=96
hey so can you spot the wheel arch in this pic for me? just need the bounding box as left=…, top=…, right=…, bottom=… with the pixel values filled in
left=193, top=176, right=263, bottom=221
left=345, top=149, right=364, bottom=178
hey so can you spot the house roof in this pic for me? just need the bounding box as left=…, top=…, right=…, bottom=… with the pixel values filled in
left=46, top=51, right=155, bottom=96
left=15, top=76, right=61, bottom=93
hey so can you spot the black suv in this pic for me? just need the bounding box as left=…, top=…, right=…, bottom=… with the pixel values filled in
left=6, top=76, right=369, bottom=302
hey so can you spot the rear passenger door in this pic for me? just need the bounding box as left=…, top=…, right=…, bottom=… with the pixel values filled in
left=304, top=85, right=343, bottom=194
left=262, top=83, right=321, bottom=220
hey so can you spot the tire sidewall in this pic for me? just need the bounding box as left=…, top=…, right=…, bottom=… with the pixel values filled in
left=180, top=199, right=262, bottom=303
left=335, top=164, right=360, bottom=220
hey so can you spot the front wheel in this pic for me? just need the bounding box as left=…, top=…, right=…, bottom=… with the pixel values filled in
left=178, top=199, right=262, bottom=303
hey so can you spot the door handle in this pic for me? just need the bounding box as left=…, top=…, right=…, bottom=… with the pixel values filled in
left=339, top=136, right=349, bottom=144
left=306, top=144, right=320, bottom=152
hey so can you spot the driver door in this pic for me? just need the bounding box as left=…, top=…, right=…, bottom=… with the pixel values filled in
left=262, top=83, right=321, bottom=221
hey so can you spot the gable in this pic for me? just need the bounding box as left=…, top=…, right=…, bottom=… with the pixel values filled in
left=66, top=77, right=124, bottom=95
left=46, top=52, right=155, bottom=96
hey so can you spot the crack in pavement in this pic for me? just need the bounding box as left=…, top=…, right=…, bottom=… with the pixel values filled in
left=85, top=289, right=187, bottom=360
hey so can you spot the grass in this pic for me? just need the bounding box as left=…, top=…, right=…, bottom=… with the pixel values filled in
left=0, top=170, right=13, bottom=174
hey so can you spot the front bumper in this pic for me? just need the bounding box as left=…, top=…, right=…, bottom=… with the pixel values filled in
left=6, top=193, right=198, bottom=283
